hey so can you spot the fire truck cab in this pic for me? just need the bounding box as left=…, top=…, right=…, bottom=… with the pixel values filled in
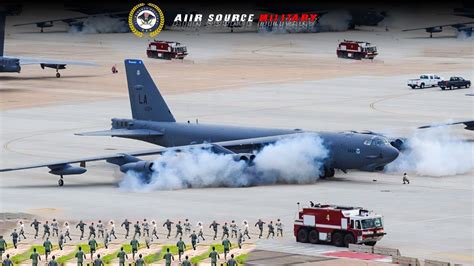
left=146, top=40, right=188, bottom=60
left=337, top=40, right=377, bottom=60
left=294, top=202, right=385, bottom=247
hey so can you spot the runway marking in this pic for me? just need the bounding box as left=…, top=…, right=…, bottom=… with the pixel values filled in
left=2, top=126, right=99, bottom=159
left=368, top=89, right=443, bottom=116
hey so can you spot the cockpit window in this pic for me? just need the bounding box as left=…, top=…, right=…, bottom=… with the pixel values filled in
left=373, top=137, right=389, bottom=146
left=364, top=139, right=372, bottom=146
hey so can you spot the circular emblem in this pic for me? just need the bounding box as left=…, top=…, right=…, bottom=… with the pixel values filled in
left=129, top=3, right=164, bottom=37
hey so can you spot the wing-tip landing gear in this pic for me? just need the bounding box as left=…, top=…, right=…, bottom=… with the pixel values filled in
left=58, top=176, right=64, bottom=187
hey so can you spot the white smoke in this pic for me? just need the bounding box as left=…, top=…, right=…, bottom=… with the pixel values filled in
left=456, top=29, right=474, bottom=41
left=119, top=133, right=329, bottom=191
left=314, top=10, right=352, bottom=32
left=68, top=16, right=129, bottom=34
left=386, top=127, right=474, bottom=176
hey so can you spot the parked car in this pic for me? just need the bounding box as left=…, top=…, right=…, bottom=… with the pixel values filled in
left=438, top=77, right=471, bottom=90
left=407, top=74, right=442, bottom=89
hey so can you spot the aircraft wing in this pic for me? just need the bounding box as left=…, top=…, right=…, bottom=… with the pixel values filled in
left=403, top=21, right=474, bottom=31
left=17, top=57, right=98, bottom=66
left=0, top=133, right=299, bottom=173
left=418, top=120, right=474, bottom=131
left=75, top=129, right=164, bottom=137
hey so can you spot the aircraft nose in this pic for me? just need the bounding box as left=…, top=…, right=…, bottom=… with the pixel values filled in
left=384, top=146, right=399, bottom=162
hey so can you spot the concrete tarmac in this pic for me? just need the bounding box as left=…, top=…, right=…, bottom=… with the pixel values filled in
left=1, top=12, right=473, bottom=264
left=1, top=72, right=473, bottom=264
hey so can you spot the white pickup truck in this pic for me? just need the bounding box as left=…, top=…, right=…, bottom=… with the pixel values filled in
left=407, top=74, right=442, bottom=89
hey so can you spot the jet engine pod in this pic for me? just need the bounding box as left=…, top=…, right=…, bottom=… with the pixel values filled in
left=48, top=164, right=87, bottom=176
left=233, top=153, right=256, bottom=165
left=389, top=138, right=406, bottom=151
left=119, top=161, right=154, bottom=174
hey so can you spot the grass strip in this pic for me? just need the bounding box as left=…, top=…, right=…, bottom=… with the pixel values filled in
left=11, top=244, right=58, bottom=264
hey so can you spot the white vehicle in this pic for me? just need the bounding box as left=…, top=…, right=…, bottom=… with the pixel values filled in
left=407, top=74, right=442, bottom=89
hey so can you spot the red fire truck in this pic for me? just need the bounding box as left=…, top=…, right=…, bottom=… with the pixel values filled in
left=336, top=40, right=378, bottom=60
left=146, top=40, right=188, bottom=60
left=294, top=203, right=385, bottom=247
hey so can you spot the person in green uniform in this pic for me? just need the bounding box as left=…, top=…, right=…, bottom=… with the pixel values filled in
left=255, top=219, right=265, bottom=239
left=175, top=221, right=183, bottom=238
left=58, top=232, right=64, bottom=250
left=30, top=248, right=41, bottom=266
left=47, top=255, right=58, bottom=266
left=176, top=237, right=186, bottom=261
left=93, top=254, right=104, bottom=266
left=88, top=222, right=96, bottom=240
left=190, top=230, right=197, bottom=250
left=222, top=237, right=232, bottom=260
left=88, top=238, right=98, bottom=259
left=209, top=221, right=220, bottom=240
left=43, top=237, right=53, bottom=261
left=121, top=219, right=131, bottom=239
left=2, top=253, right=13, bottom=266
left=181, top=255, right=191, bottom=266
left=130, top=237, right=140, bottom=260
left=42, top=221, right=51, bottom=239
left=135, top=254, right=145, bottom=266
left=227, top=254, right=238, bottom=266
left=10, top=229, right=18, bottom=249
left=75, top=246, right=86, bottom=266
left=162, top=219, right=173, bottom=239
left=266, top=221, right=275, bottom=239
left=208, top=246, right=220, bottom=266
left=117, top=247, right=128, bottom=266
left=237, top=230, right=243, bottom=249
left=133, top=221, right=141, bottom=239
left=0, top=235, right=7, bottom=260
left=30, top=219, right=41, bottom=239
left=162, top=248, right=174, bottom=266
left=104, top=230, right=109, bottom=249
left=76, top=221, right=86, bottom=240
left=221, top=222, right=229, bottom=240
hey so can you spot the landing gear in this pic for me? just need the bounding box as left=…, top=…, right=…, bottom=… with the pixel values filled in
left=319, top=166, right=335, bottom=179
left=58, top=176, right=64, bottom=187
left=56, top=72, right=61, bottom=78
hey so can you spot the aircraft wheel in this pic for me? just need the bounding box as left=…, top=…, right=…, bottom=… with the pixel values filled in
left=58, top=178, right=64, bottom=187
left=56, top=73, right=61, bottom=78
left=328, top=168, right=335, bottom=177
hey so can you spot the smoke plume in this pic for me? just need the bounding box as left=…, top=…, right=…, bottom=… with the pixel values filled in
left=119, top=133, right=329, bottom=191
left=69, top=16, right=129, bottom=34
left=386, top=127, right=474, bottom=176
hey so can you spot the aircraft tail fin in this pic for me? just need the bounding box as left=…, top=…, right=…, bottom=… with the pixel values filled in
left=124, top=59, right=176, bottom=122
left=0, top=12, right=5, bottom=57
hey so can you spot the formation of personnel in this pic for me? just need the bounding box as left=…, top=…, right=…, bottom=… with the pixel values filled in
left=3, top=217, right=284, bottom=262
left=1, top=237, right=248, bottom=266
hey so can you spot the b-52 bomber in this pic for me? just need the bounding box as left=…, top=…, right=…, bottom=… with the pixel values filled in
left=0, top=59, right=401, bottom=187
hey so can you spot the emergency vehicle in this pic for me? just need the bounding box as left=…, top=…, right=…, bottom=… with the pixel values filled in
left=294, top=203, right=385, bottom=247
left=146, top=40, right=188, bottom=60
left=336, top=40, right=378, bottom=60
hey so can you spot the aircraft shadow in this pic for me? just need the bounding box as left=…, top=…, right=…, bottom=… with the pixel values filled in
left=405, top=36, right=457, bottom=39
left=2, top=182, right=118, bottom=189
left=0, top=74, right=101, bottom=81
